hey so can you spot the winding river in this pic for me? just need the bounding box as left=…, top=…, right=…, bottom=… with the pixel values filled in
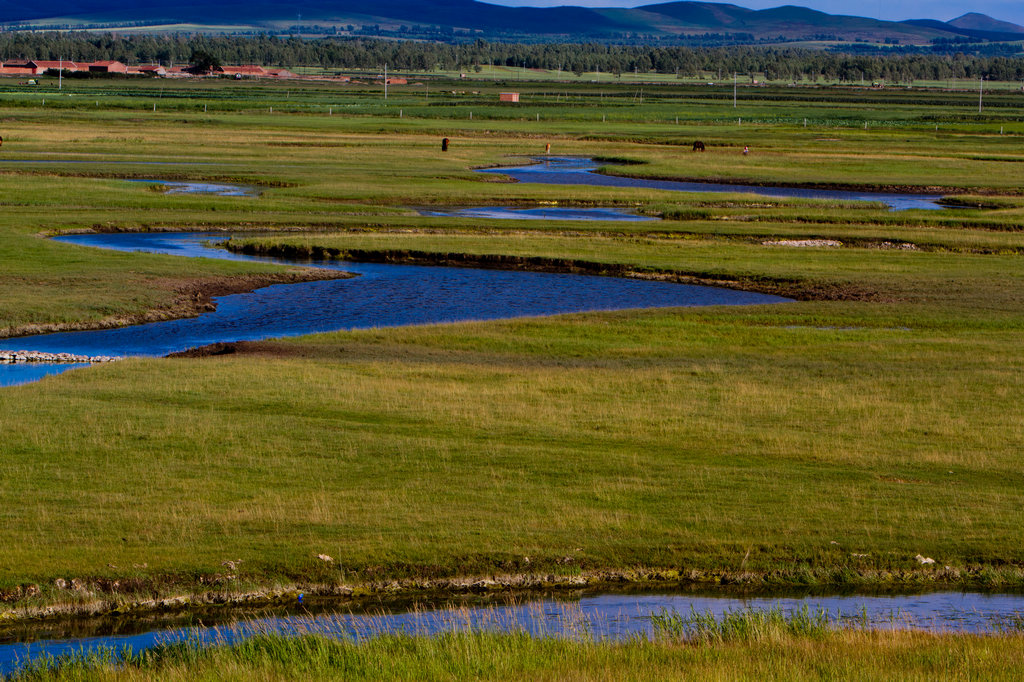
left=0, top=232, right=788, bottom=387
left=483, top=157, right=946, bottom=211
left=418, top=205, right=655, bottom=221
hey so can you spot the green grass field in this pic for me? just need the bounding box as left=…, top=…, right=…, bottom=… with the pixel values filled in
left=1, top=77, right=1024, bottom=626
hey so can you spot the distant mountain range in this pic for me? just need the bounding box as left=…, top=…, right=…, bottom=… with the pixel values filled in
left=2, top=0, right=1023, bottom=45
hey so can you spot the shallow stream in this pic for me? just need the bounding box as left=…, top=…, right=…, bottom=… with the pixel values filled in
left=1, top=589, right=1022, bottom=675
left=417, top=205, right=655, bottom=221
left=482, top=157, right=946, bottom=211
left=0, top=232, right=787, bottom=386
left=125, top=179, right=260, bottom=196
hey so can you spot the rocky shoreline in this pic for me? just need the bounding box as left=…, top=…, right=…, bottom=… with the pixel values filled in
left=0, top=350, right=121, bottom=364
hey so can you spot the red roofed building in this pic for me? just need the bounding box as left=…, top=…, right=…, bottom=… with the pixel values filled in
left=0, top=62, right=36, bottom=76
left=26, top=60, right=82, bottom=74
left=88, top=61, right=127, bottom=74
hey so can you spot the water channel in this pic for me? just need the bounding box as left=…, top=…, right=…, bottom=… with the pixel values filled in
left=0, top=232, right=788, bottom=387
left=1, top=589, right=1022, bottom=675
left=125, top=179, right=260, bottom=197
left=418, top=206, right=655, bottom=221
left=482, top=157, right=946, bottom=211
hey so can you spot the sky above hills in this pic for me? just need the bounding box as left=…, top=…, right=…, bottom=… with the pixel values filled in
left=487, top=0, right=1024, bottom=26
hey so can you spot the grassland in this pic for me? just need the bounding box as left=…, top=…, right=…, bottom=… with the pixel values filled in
left=1, top=76, right=1024, bottom=629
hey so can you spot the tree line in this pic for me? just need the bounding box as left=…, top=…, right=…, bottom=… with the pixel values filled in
left=1, top=33, right=1023, bottom=82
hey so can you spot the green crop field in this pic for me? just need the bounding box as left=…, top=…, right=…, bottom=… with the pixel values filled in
left=1, top=75, right=1024, bottom=675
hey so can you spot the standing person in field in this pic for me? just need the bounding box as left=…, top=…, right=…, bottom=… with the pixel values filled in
left=743, top=145, right=749, bottom=155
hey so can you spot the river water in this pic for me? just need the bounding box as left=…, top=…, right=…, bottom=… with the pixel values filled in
left=418, top=206, right=655, bottom=221
left=482, top=157, right=945, bottom=211
left=0, top=232, right=788, bottom=386
left=125, top=179, right=260, bottom=197
left=1, top=589, right=1022, bottom=675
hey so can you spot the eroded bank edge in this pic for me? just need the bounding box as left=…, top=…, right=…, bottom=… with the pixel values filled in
left=4, top=564, right=1024, bottom=631
left=224, top=241, right=880, bottom=302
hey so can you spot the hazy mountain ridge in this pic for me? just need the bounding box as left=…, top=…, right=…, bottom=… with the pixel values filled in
left=948, top=12, right=1024, bottom=34
left=1, top=0, right=1022, bottom=45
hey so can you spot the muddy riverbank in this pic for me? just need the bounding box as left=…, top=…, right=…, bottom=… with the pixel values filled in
left=4, top=562, right=1024, bottom=630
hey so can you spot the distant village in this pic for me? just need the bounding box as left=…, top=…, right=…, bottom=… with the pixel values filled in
left=0, top=60, right=304, bottom=79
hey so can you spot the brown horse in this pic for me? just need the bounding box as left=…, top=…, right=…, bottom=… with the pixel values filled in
left=692, top=140, right=705, bottom=152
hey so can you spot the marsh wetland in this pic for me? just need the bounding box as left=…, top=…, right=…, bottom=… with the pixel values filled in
left=2, top=75, right=1024, bottom=677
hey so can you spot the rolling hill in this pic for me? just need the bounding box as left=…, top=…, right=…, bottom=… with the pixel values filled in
left=0, top=0, right=1021, bottom=45
left=948, top=12, right=1024, bottom=34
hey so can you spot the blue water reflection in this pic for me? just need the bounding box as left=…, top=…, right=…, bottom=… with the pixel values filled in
left=2, top=590, right=1022, bottom=675
left=483, top=157, right=945, bottom=211
left=0, top=363, right=90, bottom=387
left=0, top=232, right=788, bottom=383
left=418, top=206, right=656, bottom=221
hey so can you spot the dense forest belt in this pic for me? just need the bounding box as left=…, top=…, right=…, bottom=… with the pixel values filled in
left=224, top=242, right=883, bottom=302
left=0, top=270, right=347, bottom=340
left=3, top=34, right=1024, bottom=79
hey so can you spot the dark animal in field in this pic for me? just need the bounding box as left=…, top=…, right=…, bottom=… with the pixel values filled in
left=692, top=140, right=705, bottom=152
left=441, top=137, right=449, bottom=152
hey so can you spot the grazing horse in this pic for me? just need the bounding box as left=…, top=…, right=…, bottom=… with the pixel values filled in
left=692, top=140, right=705, bottom=152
